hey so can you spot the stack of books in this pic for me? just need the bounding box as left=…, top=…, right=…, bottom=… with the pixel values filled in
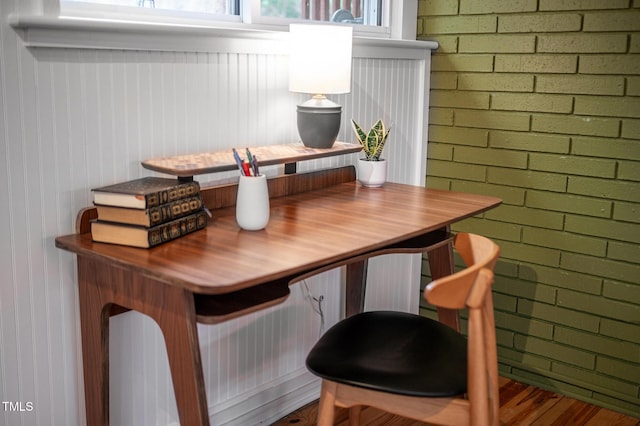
left=90, top=177, right=208, bottom=248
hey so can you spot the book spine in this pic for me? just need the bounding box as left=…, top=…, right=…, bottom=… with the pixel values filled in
left=147, top=194, right=204, bottom=227
left=147, top=210, right=208, bottom=247
left=144, top=181, right=201, bottom=208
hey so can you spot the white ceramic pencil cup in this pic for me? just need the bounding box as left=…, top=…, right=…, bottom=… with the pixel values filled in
left=236, top=174, right=270, bottom=231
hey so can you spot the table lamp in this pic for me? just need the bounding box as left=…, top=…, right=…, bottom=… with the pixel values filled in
left=289, top=24, right=353, bottom=149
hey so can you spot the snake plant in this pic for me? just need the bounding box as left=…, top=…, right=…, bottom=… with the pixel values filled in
left=351, top=119, right=391, bottom=161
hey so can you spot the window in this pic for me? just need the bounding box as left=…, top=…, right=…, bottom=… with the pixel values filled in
left=62, top=0, right=238, bottom=15
left=60, top=0, right=386, bottom=30
left=261, top=1, right=382, bottom=26
left=60, top=0, right=241, bottom=25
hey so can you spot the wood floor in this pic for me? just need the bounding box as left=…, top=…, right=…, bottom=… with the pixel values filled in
left=271, top=377, right=639, bottom=425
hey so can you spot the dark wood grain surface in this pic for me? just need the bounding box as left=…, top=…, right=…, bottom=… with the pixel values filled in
left=56, top=179, right=501, bottom=296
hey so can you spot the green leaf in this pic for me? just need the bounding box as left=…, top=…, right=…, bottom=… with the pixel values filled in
left=366, top=126, right=377, bottom=154
left=351, top=120, right=371, bottom=157
left=351, top=118, right=390, bottom=161
left=372, top=126, right=390, bottom=160
left=351, top=120, right=367, bottom=144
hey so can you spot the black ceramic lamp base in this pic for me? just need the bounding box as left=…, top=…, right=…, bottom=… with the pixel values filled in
left=296, top=96, right=342, bottom=149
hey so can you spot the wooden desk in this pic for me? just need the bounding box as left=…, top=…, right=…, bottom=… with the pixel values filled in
left=55, top=166, right=501, bottom=426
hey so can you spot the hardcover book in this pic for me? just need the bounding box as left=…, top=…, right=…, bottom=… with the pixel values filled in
left=95, top=194, right=204, bottom=227
left=91, top=210, right=208, bottom=248
left=92, top=177, right=200, bottom=209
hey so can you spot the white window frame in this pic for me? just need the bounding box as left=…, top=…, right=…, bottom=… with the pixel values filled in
left=50, top=0, right=414, bottom=39
left=11, top=0, right=422, bottom=53
left=239, top=0, right=389, bottom=37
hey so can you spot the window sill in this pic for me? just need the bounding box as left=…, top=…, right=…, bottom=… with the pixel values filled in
left=9, top=14, right=438, bottom=59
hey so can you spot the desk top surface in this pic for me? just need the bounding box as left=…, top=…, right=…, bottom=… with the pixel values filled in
left=56, top=182, right=501, bottom=294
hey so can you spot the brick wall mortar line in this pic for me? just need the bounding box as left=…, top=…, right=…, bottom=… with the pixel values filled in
left=418, top=0, right=640, bottom=417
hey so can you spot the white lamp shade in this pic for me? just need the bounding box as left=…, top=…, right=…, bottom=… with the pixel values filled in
left=289, top=24, right=353, bottom=95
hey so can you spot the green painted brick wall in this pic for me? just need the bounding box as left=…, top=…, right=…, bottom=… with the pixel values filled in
left=418, top=0, right=640, bottom=417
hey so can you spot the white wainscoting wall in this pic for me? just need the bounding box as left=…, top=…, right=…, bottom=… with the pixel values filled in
left=0, top=4, right=436, bottom=424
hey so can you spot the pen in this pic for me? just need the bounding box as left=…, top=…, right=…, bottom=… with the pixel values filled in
left=232, top=148, right=245, bottom=175
left=242, top=161, right=251, bottom=177
left=252, top=155, right=259, bottom=176
left=246, top=148, right=253, bottom=166
left=247, top=148, right=260, bottom=176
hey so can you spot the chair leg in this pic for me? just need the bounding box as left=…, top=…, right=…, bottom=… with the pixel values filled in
left=349, top=405, right=362, bottom=426
left=317, top=381, right=338, bottom=426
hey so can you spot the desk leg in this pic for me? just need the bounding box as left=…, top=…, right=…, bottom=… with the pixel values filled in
left=154, top=288, right=209, bottom=426
left=345, top=259, right=368, bottom=317
left=78, top=260, right=110, bottom=426
left=426, top=237, right=460, bottom=331
left=77, top=257, right=209, bottom=426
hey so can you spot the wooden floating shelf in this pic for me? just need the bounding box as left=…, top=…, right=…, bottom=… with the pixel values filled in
left=141, top=142, right=362, bottom=178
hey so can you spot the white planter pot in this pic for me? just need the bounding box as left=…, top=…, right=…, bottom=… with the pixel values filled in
left=357, top=159, right=388, bottom=187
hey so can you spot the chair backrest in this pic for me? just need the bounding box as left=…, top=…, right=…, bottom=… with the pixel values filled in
left=425, top=232, right=501, bottom=426
left=425, top=232, right=499, bottom=310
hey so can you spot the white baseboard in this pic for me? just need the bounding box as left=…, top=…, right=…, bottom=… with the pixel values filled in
left=168, top=369, right=321, bottom=426
left=214, top=369, right=321, bottom=426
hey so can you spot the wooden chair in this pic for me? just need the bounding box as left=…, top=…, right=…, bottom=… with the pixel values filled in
left=305, top=233, right=501, bottom=426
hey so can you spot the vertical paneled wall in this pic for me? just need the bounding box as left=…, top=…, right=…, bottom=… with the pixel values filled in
left=0, top=5, right=434, bottom=425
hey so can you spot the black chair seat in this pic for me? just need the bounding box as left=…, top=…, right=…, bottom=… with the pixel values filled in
left=306, top=311, right=467, bottom=397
